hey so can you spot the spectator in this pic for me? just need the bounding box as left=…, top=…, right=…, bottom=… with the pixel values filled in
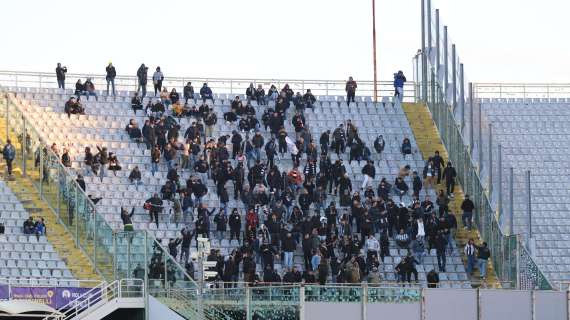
left=105, top=62, right=116, bottom=96
left=137, top=63, right=149, bottom=98
left=477, top=242, right=490, bottom=279
left=145, top=193, right=163, bottom=227
left=461, top=194, right=475, bottom=230
left=393, top=71, right=407, bottom=101
left=2, top=139, right=15, bottom=177
left=200, top=83, right=213, bottom=101
left=152, top=67, right=164, bottom=96
left=395, top=228, right=410, bottom=248
left=131, top=93, right=143, bottom=114
left=76, top=174, right=86, bottom=192
left=23, top=217, right=35, bottom=234
left=84, top=78, right=98, bottom=101
left=126, top=119, right=143, bottom=143
left=361, top=160, right=375, bottom=190
left=423, top=159, right=436, bottom=191
left=255, top=84, right=266, bottom=105
left=128, top=166, right=142, bottom=185
left=345, top=76, right=357, bottom=105
left=56, top=63, right=67, bottom=90
left=108, top=152, right=121, bottom=176
left=120, top=207, right=135, bottom=231
left=246, top=83, right=256, bottom=103
left=401, top=137, right=412, bottom=158
left=74, top=79, right=84, bottom=97
left=427, top=269, right=439, bottom=288
left=303, top=89, right=316, bottom=108
left=464, top=238, right=476, bottom=276
left=183, top=82, right=195, bottom=104
left=435, top=231, right=448, bottom=272
left=432, top=150, right=444, bottom=184
left=170, top=88, right=180, bottom=105
left=442, top=161, right=457, bottom=198
left=374, top=135, right=385, bottom=157
left=61, top=148, right=72, bottom=167
left=64, top=97, right=84, bottom=117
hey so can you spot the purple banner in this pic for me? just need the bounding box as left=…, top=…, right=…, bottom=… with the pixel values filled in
left=54, top=287, right=101, bottom=309
left=6, top=286, right=101, bottom=309
left=0, top=284, right=8, bottom=300
left=10, top=287, right=56, bottom=308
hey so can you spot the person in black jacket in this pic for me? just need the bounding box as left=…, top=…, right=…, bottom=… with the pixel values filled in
left=229, top=208, right=241, bottom=241
left=213, top=210, right=227, bottom=241
left=56, top=63, right=67, bottom=89
left=145, top=193, right=163, bottom=228
left=168, top=238, right=182, bottom=260
left=105, top=62, right=116, bottom=96
left=320, top=130, right=330, bottom=155
left=435, top=231, right=448, bottom=272
left=461, top=195, right=475, bottom=230
left=120, top=207, right=135, bottom=231
left=432, top=151, right=444, bottom=184
left=136, top=63, right=148, bottom=98
left=361, top=160, right=375, bottom=190
left=442, top=161, right=457, bottom=197
left=427, top=269, right=439, bottom=288
left=183, top=82, right=194, bottom=104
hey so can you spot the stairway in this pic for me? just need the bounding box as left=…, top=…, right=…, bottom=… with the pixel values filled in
left=402, top=102, right=500, bottom=288
left=0, top=117, right=102, bottom=283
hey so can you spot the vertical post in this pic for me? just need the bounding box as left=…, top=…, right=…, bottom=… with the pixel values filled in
left=427, top=0, right=432, bottom=57
left=372, top=0, right=378, bottom=103
left=164, top=248, right=169, bottom=296
left=362, top=283, right=368, bottom=320
left=421, top=0, right=428, bottom=101
left=39, top=146, right=43, bottom=195
left=460, top=63, right=465, bottom=130
left=515, top=236, right=521, bottom=290
left=5, top=94, right=9, bottom=142
left=526, top=170, right=532, bottom=250
left=478, top=101, right=483, bottom=173
left=57, top=165, right=61, bottom=217
left=488, top=123, right=493, bottom=196
left=127, top=234, right=132, bottom=283
left=93, top=208, right=97, bottom=268
left=415, top=54, right=420, bottom=102
left=246, top=286, right=252, bottom=320
left=75, top=187, right=79, bottom=247
left=435, top=9, right=440, bottom=75
left=299, top=285, right=305, bottom=320
left=443, top=26, right=448, bottom=100
left=144, top=232, right=149, bottom=320
left=509, top=167, right=514, bottom=236
left=22, top=117, right=27, bottom=177
left=497, top=144, right=502, bottom=222
left=452, top=45, right=457, bottom=111
left=469, top=83, right=474, bottom=153
left=113, top=233, right=117, bottom=281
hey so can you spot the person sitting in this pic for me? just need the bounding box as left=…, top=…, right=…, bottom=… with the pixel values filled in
left=172, top=101, right=184, bottom=117
left=131, top=92, right=143, bottom=114
left=84, top=78, right=98, bottom=101
left=108, top=152, right=122, bottom=176
left=74, top=79, right=85, bottom=97
left=34, top=217, right=46, bottom=240
left=395, top=228, right=411, bottom=248
left=64, top=97, right=84, bottom=117
left=200, top=83, right=213, bottom=101
left=394, top=176, right=409, bottom=199
left=170, top=88, right=180, bottom=105
left=23, top=217, right=35, bottom=234
left=125, top=119, right=143, bottom=143
left=160, top=87, right=171, bottom=106
left=183, top=82, right=194, bottom=104
left=128, top=166, right=142, bottom=185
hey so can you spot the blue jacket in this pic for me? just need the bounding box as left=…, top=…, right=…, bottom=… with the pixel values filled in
left=200, top=86, right=212, bottom=98
left=3, top=144, right=15, bottom=161
left=394, top=75, right=406, bottom=88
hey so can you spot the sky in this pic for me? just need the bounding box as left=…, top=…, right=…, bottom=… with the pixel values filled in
left=0, top=0, right=568, bottom=83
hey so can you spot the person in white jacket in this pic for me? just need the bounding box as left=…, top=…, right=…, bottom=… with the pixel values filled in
left=365, top=234, right=380, bottom=262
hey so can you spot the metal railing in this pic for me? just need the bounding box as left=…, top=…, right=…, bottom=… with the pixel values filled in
left=474, top=83, right=570, bottom=100
left=0, top=70, right=417, bottom=102
left=43, top=278, right=144, bottom=320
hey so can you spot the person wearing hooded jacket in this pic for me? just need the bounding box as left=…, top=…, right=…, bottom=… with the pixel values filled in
left=136, top=63, right=148, bottom=97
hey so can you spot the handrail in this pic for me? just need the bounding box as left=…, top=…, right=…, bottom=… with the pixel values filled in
left=42, top=279, right=144, bottom=320
left=473, top=83, right=570, bottom=100
left=0, top=69, right=417, bottom=101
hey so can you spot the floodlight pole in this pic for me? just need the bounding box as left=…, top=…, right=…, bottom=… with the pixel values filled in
left=372, top=0, right=378, bottom=103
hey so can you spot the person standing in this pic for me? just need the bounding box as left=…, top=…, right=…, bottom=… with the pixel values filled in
left=435, top=231, right=447, bottom=272
left=3, top=140, right=15, bottom=177
left=477, top=242, right=490, bottom=279
left=105, top=62, right=117, bottom=96
left=345, top=76, right=357, bottom=106
left=461, top=195, right=475, bottom=230
left=56, top=63, right=67, bottom=90
left=464, top=238, right=476, bottom=276
left=442, top=161, right=457, bottom=197
left=183, top=82, right=195, bottom=104
left=153, top=67, right=164, bottom=96
left=136, top=64, right=148, bottom=98
left=393, top=71, right=407, bottom=101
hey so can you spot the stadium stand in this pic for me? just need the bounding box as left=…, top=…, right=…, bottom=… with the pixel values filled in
left=1, top=83, right=473, bottom=289
left=480, top=99, right=570, bottom=284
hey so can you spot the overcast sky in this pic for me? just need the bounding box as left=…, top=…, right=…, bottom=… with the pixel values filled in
left=0, top=0, right=568, bottom=83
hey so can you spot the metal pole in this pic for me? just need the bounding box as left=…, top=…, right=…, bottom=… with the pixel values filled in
left=427, top=0, right=432, bottom=57
left=460, top=63, right=465, bottom=130
left=246, top=286, right=252, bottom=320
left=469, top=82, right=474, bottom=153
left=452, top=45, right=457, bottom=111
left=22, top=117, right=27, bottom=177
left=421, top=0, right=428, bottom=101
left=39, top=146, right=43, bottom=195
left=435, top=9, right=440, bottom=76
left=362, top=283, right=368, bottom=320
left=497, top=144, right=502, bottom=222
left=75, top=187, right=79, bottom=247
left=509, top=167, right=514, bottom=236
left=372, top=0, right=378, bottom=103
left=526, top=170, right=532, bottom=250
left=144, top=232, right=149, bottom=320
left=478, top=102, right=483, bottom=173
left=443, top=26, right=448, bottom=100
left=299, top=286, right=306, bottom=320
left=488, top=123, right=493, bottom=196
left=113, top=234, right=117, bottom=281
left=5, top=94, right=9, bottom=142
